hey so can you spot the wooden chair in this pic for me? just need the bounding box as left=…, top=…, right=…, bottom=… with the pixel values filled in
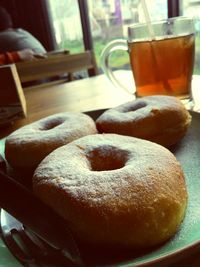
left=15, top=50, right=99, bottom=89
left=0, top=64, right=27, bottom=125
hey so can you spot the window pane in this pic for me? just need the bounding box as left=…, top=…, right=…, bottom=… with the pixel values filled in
left=182, top=0, right=200, bottom=74
left=88, top=0, right=167, bottom=69
left=48, top=0, right=84, bottom=53
left=137, top=0, right=167, bottom=22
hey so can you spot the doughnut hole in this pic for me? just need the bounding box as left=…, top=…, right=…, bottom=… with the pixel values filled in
left=86, top=145, right=129, bottom=171
left=122, top=101, right=147, bottom=113
left=40, top=118, right=65, bottom=130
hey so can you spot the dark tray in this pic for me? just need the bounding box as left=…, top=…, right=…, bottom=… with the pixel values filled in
left=0, top=109, right=200, bottom=267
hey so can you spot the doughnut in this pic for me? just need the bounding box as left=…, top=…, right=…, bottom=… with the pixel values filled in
left=96, top=95, right=191, bottom=147
left=5, top=112, right=97, bottom=170
left=33, top=133, right=187, bottom=250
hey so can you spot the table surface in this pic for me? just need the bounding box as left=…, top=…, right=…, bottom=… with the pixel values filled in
left=0, top=70, right=200, bottom=267
left=0, top=70, right=200, bottom=138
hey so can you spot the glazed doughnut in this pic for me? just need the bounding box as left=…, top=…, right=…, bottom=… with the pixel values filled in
left=96, top=95, right=191, bottom=147
left=5, top=112, right=97, bottom=170
left=33, top=134, right=187, bottom=249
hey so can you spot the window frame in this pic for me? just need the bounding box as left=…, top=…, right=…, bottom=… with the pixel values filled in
left=78, top=0, right=182, bottom=51
left=168, top=0, right=181, bottom=17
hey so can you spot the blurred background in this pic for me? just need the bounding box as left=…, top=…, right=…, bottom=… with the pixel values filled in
left=49, top=0, right=200, bottom=74
left=1, top=0, right=199, bottom=73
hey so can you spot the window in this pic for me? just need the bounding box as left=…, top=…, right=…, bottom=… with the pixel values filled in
left=181, top=0, right=200, bottom=74
left=88, top=0, right=168, bottom=69
left=48, top=0, right=84, bottom=53
left=48, top=0, right=199, bottom=75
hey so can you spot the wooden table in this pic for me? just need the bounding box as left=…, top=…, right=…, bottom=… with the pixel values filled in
left=0, top=70, right=133, bottom=138
left=0, top=70, right=200, bottom=139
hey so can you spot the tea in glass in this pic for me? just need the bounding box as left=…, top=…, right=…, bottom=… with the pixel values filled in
left=100, top=16, right=195, bottom=104
left=128, top=33, right=195, bottom=99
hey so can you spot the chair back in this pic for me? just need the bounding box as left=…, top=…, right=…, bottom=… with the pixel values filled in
left=15, top=50, right=99, bottom=88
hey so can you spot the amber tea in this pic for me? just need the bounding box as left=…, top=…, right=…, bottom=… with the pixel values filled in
left=101, top=17, right=195, bottom=103
left=128, top=34, right=195, bottom=99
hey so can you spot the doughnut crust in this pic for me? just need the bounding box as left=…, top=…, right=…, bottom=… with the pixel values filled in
left=5, top=112, right=97, bottom=170
left=96, top=95, right=191, bottom=147
left=33, top=134, right=187, bottom=249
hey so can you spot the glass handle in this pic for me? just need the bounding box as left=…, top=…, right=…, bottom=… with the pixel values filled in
left=100, top=39, right=133, bottom=94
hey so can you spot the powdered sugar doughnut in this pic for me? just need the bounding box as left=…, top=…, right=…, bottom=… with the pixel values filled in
left=5, top=112, right=97, bottom=170
left=33, top=133, right=187, bottom=249
left=96, top=95, right=191, bottom=147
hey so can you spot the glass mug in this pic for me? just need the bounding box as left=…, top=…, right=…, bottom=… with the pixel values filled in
left=101, top=16, right=195, bottom=103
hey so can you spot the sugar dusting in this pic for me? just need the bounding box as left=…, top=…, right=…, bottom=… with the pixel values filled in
left=33, top=133, right=187, bottom=250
